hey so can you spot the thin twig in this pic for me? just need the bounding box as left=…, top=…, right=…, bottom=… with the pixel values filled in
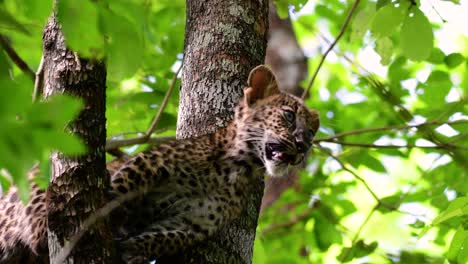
left=32, top=55, right=44, bottom=102
left=144, top=64, right=182, bottom=137
left=316, top=144, right=380, bottom=202
left=106, top=136, right=175, bottom=150
left=106, top=148, right=129, bottom=158
left=105, top=64, right=182, bottom=151
left=315, top=120, right=468, bottom=142
left=0, top=34, right=35, bottom=80
left=301, top=0, right=361, bottom=99
left=317, top=139, right=468, bottom=150
left=427, top=0, right=447, bottom=23
left=315, top=31, right=370, bottom=75
left=54, top=191, right=140, bottom=264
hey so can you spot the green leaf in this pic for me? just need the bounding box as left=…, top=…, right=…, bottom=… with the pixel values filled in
left=400, top=9, right=434, bottom=61
left=15, top=168, right=30, bottom=203
left=0, top=138, right=31, bottom=202
left=355, top=240, right=378, bottom=258
left=337, top=240, right=378, bottom=262
left=314, top=214, right=342, bottom=250
left=35, top=130, right=86, bottom=155
left=409, top=219, right=426, bottom=229
left=371, top=4, right=404, bottom=38
left=432, top=197, right=468, bottom=226
left=154, top=112, right=178, bottom=131
left=30, top=94, right=83, bottom=128
left=375, top=36, right=393, bottom=65
left=419, top=70, right=451, bottom=104
left=35, top=158, right=51, bottom=190
left=347, top=150, right=387, bottom=173
left=444, top=53, right=465, bottom=68
left=427, top=48, right=446, bottom=64
left=0, top=8, right=30, bottom=35
left=388, top=56, right=410, bottom=83
left=21, top=0, right=53, bottom=22
left=315, top=5, right=337, bottom=21
left=273, top=0, right=289, bottom=19
left=99, top=7, right=144, bottom=80
left=252, top=238, right=266, bottom=264
left=350, top=4, right=376, bottom=42
left=447, top=227, right=468, bottom=262
left=58, top=0, right=104, bottom=57
left=377, top=193, right=402, bottom=213
left=0, top=46, right=10, bottom=77
left=376, top=0, right=391, bottom=10
left=0, top=170, right=11, bottom=191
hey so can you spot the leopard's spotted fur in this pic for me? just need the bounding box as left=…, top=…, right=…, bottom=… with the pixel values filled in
left=0, top=166, right=48, bottom=263
left=0, top=65, right=319, bottom=263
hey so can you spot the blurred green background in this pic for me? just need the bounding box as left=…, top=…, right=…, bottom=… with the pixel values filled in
left=1, top=0, right=467, bottom=263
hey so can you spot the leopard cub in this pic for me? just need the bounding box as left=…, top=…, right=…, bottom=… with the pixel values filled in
left=110, top=65, right=319, bottom=262
left=0, top=65, right=319, bottom=263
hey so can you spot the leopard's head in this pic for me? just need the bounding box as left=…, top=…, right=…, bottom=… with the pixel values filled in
left=236, top=65, right=319, bottom=176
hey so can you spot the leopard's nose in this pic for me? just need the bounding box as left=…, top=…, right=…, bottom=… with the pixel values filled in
left=294, top=136, right=308, bottom=153
left=294, top=128, right=310, bottom=153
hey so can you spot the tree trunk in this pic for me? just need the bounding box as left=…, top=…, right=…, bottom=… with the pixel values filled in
left=42, top=17, right=112, bottom=263
left=171, top=0, right=268, bottom=263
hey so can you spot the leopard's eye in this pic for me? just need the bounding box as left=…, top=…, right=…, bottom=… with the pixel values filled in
left=283, top=110, right=295, bottom=123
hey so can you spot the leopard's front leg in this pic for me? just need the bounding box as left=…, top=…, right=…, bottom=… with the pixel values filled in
left=120, top=194, right=242, bottom=262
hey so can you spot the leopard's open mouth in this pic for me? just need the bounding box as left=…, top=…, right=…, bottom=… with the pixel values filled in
left=265, top=143, right=304, bottom=166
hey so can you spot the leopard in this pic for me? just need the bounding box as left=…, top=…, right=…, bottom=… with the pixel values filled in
left=0, top=65, right=319, bottom=263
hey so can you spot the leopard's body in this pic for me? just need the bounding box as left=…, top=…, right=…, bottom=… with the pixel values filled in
left=0, top=65, right=319, bottom=263
left=0, top=166, right=48, bottom=263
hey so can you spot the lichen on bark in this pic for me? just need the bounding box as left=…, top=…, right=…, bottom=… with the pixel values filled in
left=42, top=16, right=112, bottom=263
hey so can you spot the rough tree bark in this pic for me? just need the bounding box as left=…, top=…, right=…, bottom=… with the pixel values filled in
left=171, top=0, right=268, bottom=263
left=42, top=17, right=113, bottom=263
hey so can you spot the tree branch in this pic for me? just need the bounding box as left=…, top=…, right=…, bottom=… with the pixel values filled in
left=106, top=148, right=129, bottom=158
left=0, top=34, right=35, bottom=80
left=317, top=139, right=468, bottom=150
left=105, top=136, right=175, bottom=150
left=301, top=0, right=361, bottom=99
left=144, top=64, right=182, bottom=137
left=315, top=120, right=468, bottom=142
left=32, top=55, right=44, bottom=102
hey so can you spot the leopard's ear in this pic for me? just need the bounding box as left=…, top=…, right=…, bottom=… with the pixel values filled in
left=243, top=65, right=280, bottom=106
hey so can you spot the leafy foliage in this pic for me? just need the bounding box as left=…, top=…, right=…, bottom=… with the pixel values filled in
left=255, top=0, right=467, bottom=263
left=0, top=0, right=184, bottom=199
left=1, top=0, right=467, bottom=263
